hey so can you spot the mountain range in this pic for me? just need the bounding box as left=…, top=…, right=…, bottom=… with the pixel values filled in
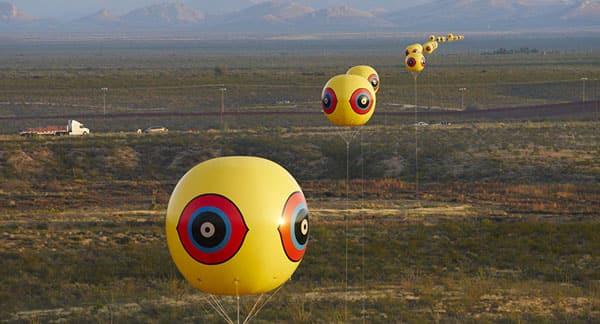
left=1, top=0, right=599, bottom=34
left=0, top=2, right=30, bottom=22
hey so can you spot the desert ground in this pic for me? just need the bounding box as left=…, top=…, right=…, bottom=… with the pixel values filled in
left=0, top=37, right=598, bottom=323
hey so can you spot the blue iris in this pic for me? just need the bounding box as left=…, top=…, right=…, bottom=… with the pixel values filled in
left=187, top=206, right=232, bottom=253
left=290, top=203, right=309, bottom=250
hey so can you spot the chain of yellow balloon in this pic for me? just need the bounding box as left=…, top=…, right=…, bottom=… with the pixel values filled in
left=404, top=34, right=466, bottom=201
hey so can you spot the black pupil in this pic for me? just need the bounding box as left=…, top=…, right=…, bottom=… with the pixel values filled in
left=294, top=209, right=309, bottom=245
left=191, top=212, right=226, bottom=249
left=371, top=79, right=379, bottom=87
left=408, top=58, right=416, bottom=67
left=357, top=94, right=370, bottom=109
left=323, top=94, right=332, bottom=108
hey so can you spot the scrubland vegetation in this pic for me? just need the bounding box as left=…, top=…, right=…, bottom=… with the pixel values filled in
left=0, top=39, right=598, bottom=322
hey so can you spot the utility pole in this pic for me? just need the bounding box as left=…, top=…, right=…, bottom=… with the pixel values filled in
left=580, top=77, right=588, bottom=102
left=218, top=87, right=227, bottom=129
left=101, top=87, right=109, bottom=116
left=459, top=87, right=467, bottom=110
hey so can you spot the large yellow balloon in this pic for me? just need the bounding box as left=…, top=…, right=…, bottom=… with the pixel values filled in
left=321, top=74, right=376, bottom=127
left=405, top=53, right=426, bottom=74
left=423, top=41, right=438, bottom=55
left=405, top=43, right=423, bottom=56
left=347, top=65, right=380, bottom=93
left=166, top=157, right=309, bottom=296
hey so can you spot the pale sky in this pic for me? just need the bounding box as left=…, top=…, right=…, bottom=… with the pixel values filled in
left=9, top=0, right=421, bottom=19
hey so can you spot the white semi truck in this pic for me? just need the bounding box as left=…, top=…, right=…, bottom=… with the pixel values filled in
left=20, top=120, right=90, bottom=136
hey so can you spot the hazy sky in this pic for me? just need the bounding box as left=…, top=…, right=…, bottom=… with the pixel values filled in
left=9, top=0, right=421, bottom=19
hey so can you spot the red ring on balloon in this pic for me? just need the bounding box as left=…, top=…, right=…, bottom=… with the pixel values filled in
left=176, top=194, right=248, bottom=265
left=349, top=88, right=373, bottom=115
left=406, top=57, right=417, bottom=68
left=278, top=191, right=309, bottom=262
left=322, top=87, right=337, bottom=114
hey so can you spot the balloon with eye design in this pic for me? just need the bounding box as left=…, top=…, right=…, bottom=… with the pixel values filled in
left=405, top=43, right=423, bottom=56
left=166, top=157, right=309, bottom=296
left=405, top=52, right=426, bottom=74
left=422, top=41, right=438, bottom=55
left=346, top=65, right=380, bottom=93
left=321, top=74, right=376, bottom=127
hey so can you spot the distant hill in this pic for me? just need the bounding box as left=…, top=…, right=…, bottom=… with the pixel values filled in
left=0, top=0, right=599, bottom=35
left=561, top=0, right=600, bottom=23
left=121, top=2, right=204, bottom=26
left=291, top=6, right=395, bottom=32
left=208, top=0, right=316, bottom=31
left=81, top=9, right=120, bottom=24
left=385, top=0, right=600, bottom=30
left=68, top=9, right=120, bottom=32
left=0, top=1, right=31, bottom=22
left=68, top=2, right=205, bottom=32
left=211, top=2, right=392, bottom=32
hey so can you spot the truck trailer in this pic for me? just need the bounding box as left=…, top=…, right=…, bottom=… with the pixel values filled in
left=20, top=120, right=90, bottom=136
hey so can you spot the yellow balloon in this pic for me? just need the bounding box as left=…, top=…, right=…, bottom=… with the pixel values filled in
left=447, top=33, right=455, bottom=41
left=428, top=35, right=436, bottom=42
left=423, top=41, right=438, bottom=54
left=321, top=74, right=376, bottom=127
left=346, top=65, right=380, bottom=93
left=405, top=43, right=423, bottom=56
left=405, top=53, right=426, bottom=74
left=166, top=157, right=309, bottom=296
left=437, top=36, right=447, bottom=43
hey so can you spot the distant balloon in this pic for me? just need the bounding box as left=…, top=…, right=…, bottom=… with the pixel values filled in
left=405, top=43, right=423, bottom=56
left=322, top=74, right=376, bottom=127
left=428, top=35, right=437, bottom=42
left=447, top=33, right=455, bottom=41
left=422, top=41, right=438, bottom=55
left=347, top=65, right=380, bottom=93
left=405, top=53, right=426, bottom=74
left=166, top=157, right=309, bottom=296
left=437, top=36, right=447, bottom=43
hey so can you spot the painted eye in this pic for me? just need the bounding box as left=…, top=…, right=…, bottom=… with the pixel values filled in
left=421, top=56, right=426, bottom=67
left=322, top=87, right=337, bottom=114
left=406, top=57, right=417, bottom=68
left=176, top=194, right=248, bottom=265
left=405, top=50, right=410, bottom=56
left=278, top=192, right=309, bottom=262
left=349, top=88, right=373, bottom=114
left=368, top=74, right=380, bottom=92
